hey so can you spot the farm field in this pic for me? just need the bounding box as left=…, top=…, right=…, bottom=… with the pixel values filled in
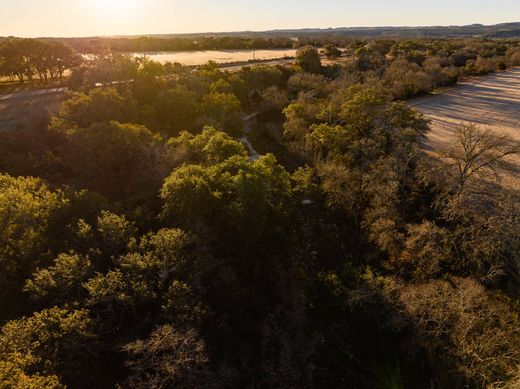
left=132, top=48, right=298, bottom=65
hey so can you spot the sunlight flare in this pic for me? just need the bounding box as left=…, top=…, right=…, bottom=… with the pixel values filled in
left=94, top=0, right=139, bottom=14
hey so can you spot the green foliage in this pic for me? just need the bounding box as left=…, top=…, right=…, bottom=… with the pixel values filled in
left=161, top=153, right=295, bottom=241
left=287, top=72, right=327, bottom=97
left=52, top=87, right=137, bottom=130
left=239, top=65, right=285, bottom=92
left=162, top=281, right=207, bottom=326
left=384, top=59, right=433, bottom=99
left=305, top=85, right=427, bottom=163
left=0, top=174, right=68, bottom=289
left=168, top=126, right=247, bottom=165
left=84, top=269, right=153, bottom=311
left=68, top=53, right=139, bottom=90
left=0, top=360, right=62, bottom=389
left=83, top=226, right=202, bottom=329
left=200, top=91, right=243, bottom=134
left=24, top=252, right=93, bottom=304
left=2, top=35, right=520, bottom=388
left=295, top=46, right=322, bottom=74
left=152, top=85, right=199, bottom=134
left=0, top=38, right=79, bottom=83
left=323, top=44, right=342, bottom=59
left=97, top=210, right=136, bottom=255
left=58, top=121, right=165, bottom=198
left=0, top=307, right=94, bottom=385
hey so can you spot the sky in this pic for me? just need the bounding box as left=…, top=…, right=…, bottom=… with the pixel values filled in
left=1, top=0, right=520, bottom=38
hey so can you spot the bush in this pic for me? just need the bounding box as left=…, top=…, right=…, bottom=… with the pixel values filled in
left=295, top=46, right=322, bottom=74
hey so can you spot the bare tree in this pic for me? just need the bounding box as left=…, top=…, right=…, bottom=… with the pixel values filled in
left=123, top=325, right=217, bottom=389
left=418, top=125, right=520, bottom=280
left=441, top=125, right=520, bottom=194
left=396, top=277, right=520, bottom=388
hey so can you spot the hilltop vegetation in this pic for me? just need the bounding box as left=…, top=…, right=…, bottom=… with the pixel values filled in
left=1, top=37, right=520, bottom=388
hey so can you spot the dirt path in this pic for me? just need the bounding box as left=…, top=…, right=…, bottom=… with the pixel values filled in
left=239, top=113, right=261, bottom=161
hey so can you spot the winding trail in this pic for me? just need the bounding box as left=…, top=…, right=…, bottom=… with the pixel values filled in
left=239, top=113, right=261, bottom=161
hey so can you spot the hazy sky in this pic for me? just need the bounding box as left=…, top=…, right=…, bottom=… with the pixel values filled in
left=2, top=0, right=519, bottom=37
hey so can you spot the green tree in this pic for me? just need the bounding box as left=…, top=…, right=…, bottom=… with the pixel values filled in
left=24, top=252, right=93, bottom=304
left=58, top=121, right=165, bottom=198
left=167, top=126, right=247, bottom=165
left=239, top=65, right=284, bottom=92
left=52, top=87, right=137, bottom=130
left=161, top=152, right=295, bottom=247
left=323, top=44, right=342, bottom=60
left=0, top=174, right=68, bottom=291
left=384, top=59, right=433, bottom=99
left=153, top=85, right=199, bottom=134
left=0, top=307, right=95, bottom=385
left=304, top=85, right=428, bottom=257
left=68, top=52, right=139, bottom=90
left=96, top=210, right=137, bottom=256
left=295, top=46, right=322, bottom=74
left=200, top=92, right=243, bottom=135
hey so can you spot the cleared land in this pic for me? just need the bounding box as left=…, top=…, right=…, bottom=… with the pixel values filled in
left=136, top=49, right=298, bottom=66
left=411, top=68, right=520, bottom=149
left=411, top=67, right=520, bottom=187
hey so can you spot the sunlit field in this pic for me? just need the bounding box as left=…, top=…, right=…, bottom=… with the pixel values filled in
left=133, top=48, right=297, bottom=65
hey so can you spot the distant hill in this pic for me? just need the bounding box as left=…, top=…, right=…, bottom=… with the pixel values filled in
left=104, top=22, right=520, bottom=39
left=3, top=22, right=519, bottom=54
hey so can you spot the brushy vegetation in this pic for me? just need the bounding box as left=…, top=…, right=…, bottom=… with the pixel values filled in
left=1, top=36, right=520, bottom=388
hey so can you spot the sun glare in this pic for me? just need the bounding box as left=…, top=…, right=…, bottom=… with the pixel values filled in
left=95, top=0, right=139, bottom=14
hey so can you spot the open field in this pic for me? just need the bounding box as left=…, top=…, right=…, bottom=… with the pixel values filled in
left=411, top=68, right=520, bottom=187
left=132, top=49, right=298, bottom=66
left=411, top=68, right=520, bottom=149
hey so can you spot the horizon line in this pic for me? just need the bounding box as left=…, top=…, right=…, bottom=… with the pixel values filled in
left=2, top=20, right=519, bottom=40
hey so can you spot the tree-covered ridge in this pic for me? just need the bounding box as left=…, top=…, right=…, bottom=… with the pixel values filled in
left=0, top=38, right=520, bottom=388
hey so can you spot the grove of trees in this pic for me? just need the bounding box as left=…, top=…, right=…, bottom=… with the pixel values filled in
left=0, top=38, right=81, bottom=83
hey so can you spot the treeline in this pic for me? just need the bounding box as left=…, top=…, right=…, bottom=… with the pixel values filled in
left=0, top=38, right=81, bottom=83
left=1, top=38, right=520, bottom=388
left=344, top=37, right=520, bottom=98
left=49, top=35, right=296, bottom=54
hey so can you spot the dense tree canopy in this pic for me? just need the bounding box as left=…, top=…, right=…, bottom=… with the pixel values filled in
left=1, top=35, right=520, bottom=388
